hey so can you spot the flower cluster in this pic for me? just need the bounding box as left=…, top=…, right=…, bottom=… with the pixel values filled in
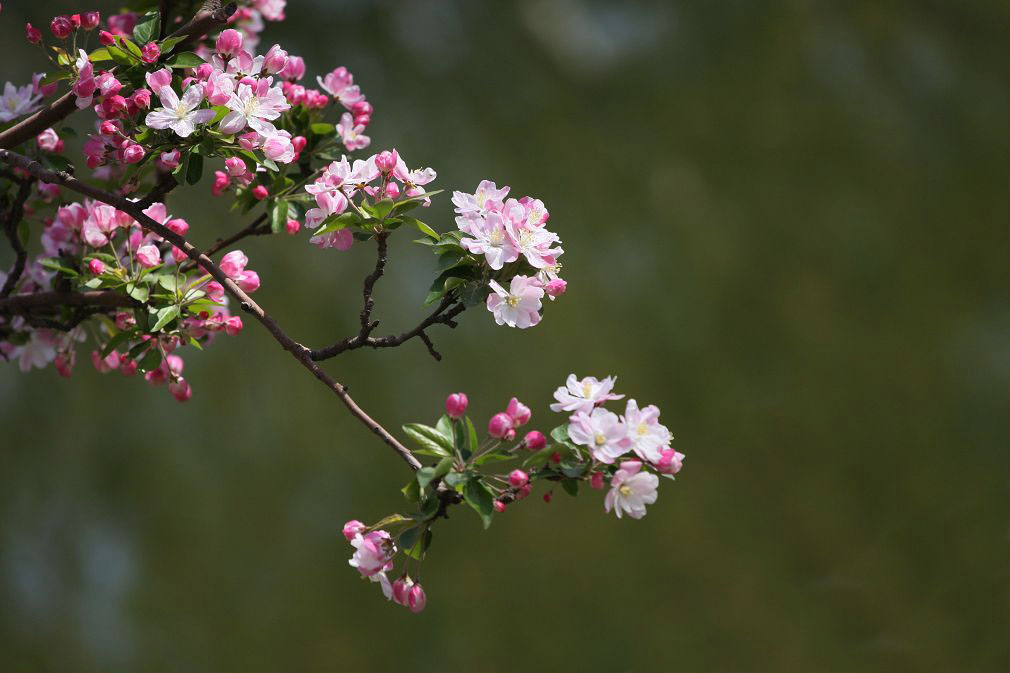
left=343, top=379, right=684, bottom=611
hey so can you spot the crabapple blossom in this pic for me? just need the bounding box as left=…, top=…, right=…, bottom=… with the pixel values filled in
left=252, top=185, right=268, bottom=200
left=506, top=397, right=532, bottom=427
left=523, top=430, right=546, bottom=450
left=136, top=244, right=161, bottom=268
left=460, top=211, right=517, bottom=270
left=50, top=15, right=72, bottom=39
left=590, top=472, right=606, bottom=490
left=25, top=23, right=42, bottom=44
left=568, top=407, right=629, bottom=464
left=406, top=583, right=427, bottom=613
left=391, top=575, right=413, bottom=606
left=486, top=275, right=543, bottom=329
left=285, top=219, right=300, bottom=235
left=508, top=470, right=529, bottom=488
left=446, top=392, right=468, bottom=419
left=262, top=132, right=295, bottom=163
left=604, top=461, right=659, bottom=519
left=337, top=112, right=370, bottom=151
left=0, top=80, right=42, bottom=122
left=140, top=43, right=160, bottom=64
left=621, top=399, right=673, bottom=463
left=145, top=86, right=216, bottom=138
left=216, top=29, right=243, bottom=57
left=88, top=259, right=105, bottom=274
left=488, top=412, right=512, bottom=438
left=348, top=530, right=395, bottom=577
left=219, top=80, right=290, bottom=136
left=656, top=448, right=685, bottom=475
left=36, top=128, right=62, bottom=152
left=550, top=374, right=624, bottom=415
left=342, top=520, right=366, bottom=541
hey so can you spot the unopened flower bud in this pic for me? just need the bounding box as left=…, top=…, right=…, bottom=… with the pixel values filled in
left=216, top=29, right=243, bottom=57
left=123, top=143, right=145, bottom=164
left=543, top=491, right=553, bottom=504
left=508, top=469, right=529, bottom=489
left=285, top=219, right=300, bottom=235
left=488, top=412, right=512, bottom=438
left=140, top=42, right=160, bottom=64
left=342, top=519, right=366, bottom=541
left=445, top=392, right=468, bottom=419
left=169, top=377, right=192, bottom=402
left=251, top=185, right=268, bottom=200
left=50, top=16, right=73, bottom=39
left=375, top=150, right=397, bottom=174
left=523, top=430, right=546, bottom=451
left=88, top=258, right=105, bottom=274
left=406, top=583, right=427, bottom=613
left=80, top=12, right=100, bottom=30
left=590, top=471, right=605, bottom=490
left=98, top=30, right=114, bottom=46
left=26, top=23, right=42, bottom=44
left=506, top=397, right=531, bottom=427
left=224, top=157, right=246, bottom=177
left=493, top=501, right=506, bottom=513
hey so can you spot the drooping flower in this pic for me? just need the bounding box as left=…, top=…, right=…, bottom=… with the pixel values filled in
left=568, top=407, right=629, bottom=464
left=337, top=112, right=370, bottom=151
left=486, top=275, right=543, bottom=329
left=348, top=530, right=395, bottom=578
left=604, top=461, right=659, bottom=519
left=145, top=85, right=216, bottom=138
left=621, top=399, right=672, bottom=464
left=549, top=374, right=624, bottom=415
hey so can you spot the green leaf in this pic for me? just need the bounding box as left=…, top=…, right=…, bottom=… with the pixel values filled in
left=402, top=423, right=453, bottom=455
left=157, top=274, right=179, bottom=292
left=105, top=45, right=133, bottom=65
left=158, top=35, right=186, bottom=54
left=186, top=154, right=203, bottom=185
left=409, top=217, right=440, bottom=240
left=210, top=105, right=230, bottom=124
left=463, top=477, right=495, bottom=529
left=399, top=526, right=420, bottom=554
left=119, top=37, right=144, bottom=60
left=151, top=305, right=180, bottom=332
left=443, top=471, right=467, bottom=490
left=415, top=457, right=452, bottom=491
left=310, top=122, right=336, bottom=136
left=39, top=258, right=78, bottom=277
left=132, top=11, right=160, bottom=45
left=401, top=479, right=421, bottom=503
left=166, top=52, right=204, bottom=68
left=465, top=416, right=479, bottom=460
left=137, top=347, right=162, bottom=373
left=561, top=478, right=580, bottom=497
left=523, top=446, right=555, bottom=470
left=100, top=330, right=134, bottom=358
left=435, top=414, right=453, bottom=441
left=269, top=199, right=289, bottom=234
left=126, top=282, right=149, bottom=303
left=310, top=212, right=358, bottom=238
left=40, top=71, right=73, bottom=86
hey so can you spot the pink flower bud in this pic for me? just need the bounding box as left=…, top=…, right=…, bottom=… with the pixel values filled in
left=384, top=181, right=400, bottom=199
left=285, top=219, right=300, bottom=235
left=224, top=315, right=243, bottom=336
left=26, top=23, right=42, bottom=44
left=88, top=258, right=105, bottom=274
left=392, top=575, right=413, bottom=605
left=36, top=128, right=62, bottom=152
left=406, top=583, right=426, bottom=613
left=523, top=430, right=546, bottom=451
left=224, top=157, right=246, bottom=177
left=291, top=135, right=307, bottom=153
left=280, top=55, right=305, bottom=81
left=50, top=16, right=73, bottom=39
left=445, top=392, right=468, bottom=419
left=350, top=100, right=373, bottom=117
left=353, top=114, right=371, bottom=127
left=70, top=15, right=82, bottom=28
left=99, top=120, right=119, bottom=136
left=219, top=250, right=248, bottom=278
left=262, top=134, right=294, bottom=163
left=543, top=491, right=553, bottom=503
left=504, top=428, right=516, bottom=441
left=55, top=354, right=75, bottom=378
left=136, top=243, right=160, bottom=267
left=211, top=171, right=230, bottom=196
left=262, top=44, right=288, bottom=74
left=145, top=68, right=172, bottom=91
left=656, top=448, right=685, bottom=475
left=158, top=148, right=180, bottom=170
left=544, top=278, right=567, bottom=297
left=140, top=42, right=160, bottom=64
left=95, top=71, right=121, bottom=97
left=169, top=377, right=192, bottom=402
left=215, top=29, right=243, bottom=56
left=342, top=520, right=366, bottom=541
left=98, top=30, right=114, bottom=46
left=516, top=484, right=532, bottom=500
left=550, top=451, right=562, bottom=464
left=374, top=150, right=397, bottom=174
left=166, top=217, right=188, bottom=236
left=80, top=12, right=100, bottom=30
left=493, top=501, right=506, bottom=513
left=508, top=469, right=529, bottom=489
left=235, top=270, right=260, bottom=293
left=119, top=357, right=137, bottom=376
left=488, top=412, right=512, bottom=439
left=91, top=349, right=120, bottom=373
left=130, top=88, right=151, bottom=109
left=590, top=471, right=605, bottom=490
left=123, top=143, right=145, bottom=164
left=251, top=185, right=268, bottom=201
left=165, top=353, right=183, bottom=376
left=506, top=397, right=531, bottom=427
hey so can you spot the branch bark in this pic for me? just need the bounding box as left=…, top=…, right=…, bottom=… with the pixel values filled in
left=1, top=176, right=35, bottom=297
left=0, top=149, right=422, bottom=472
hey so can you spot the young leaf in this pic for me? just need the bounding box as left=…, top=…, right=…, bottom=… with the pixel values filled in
left=269, top=199, right=289, bottom=234
left=132, top=11, right=161, bottom=45
left=463, top=477, right=495, bottom=529
left=401, top=478, right=421, bottom=503
left=402, top=423, right=453, bottom=455
left=186, top=154, right=204, bottom=185
left=166, top=52, right=204, bottom=68
left=151, top=305, right=180, bottom=332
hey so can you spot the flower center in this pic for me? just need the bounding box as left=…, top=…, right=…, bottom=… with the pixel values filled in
left=489, top=228, right=504, bottom=246
left=582, top=382, right=593, bottom=398
left=243, top=96, right=260, bottom=117
left=505, top=294, right=519, bottom=308
left=637, top=423, right=648, bottom=436
left=619, top=485, right=633, bottom=496
left=594, top=433, right=606, bottom=446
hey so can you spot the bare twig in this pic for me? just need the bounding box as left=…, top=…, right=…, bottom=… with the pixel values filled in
left=359, top=233, right=389, bottom=335
left=1, top=176, right=36, bottom=297
left=0, top=149, right=422, bottom=472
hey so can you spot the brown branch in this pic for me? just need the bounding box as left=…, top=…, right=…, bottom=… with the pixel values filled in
left=1, top=176, right=35, bottom=297
left=0, top=290, right=135, bottom=313
left=180, top=213, right=270, bottom=272
left=0, top=148, right=421, bottom=472
left=0, top=2, right=237, bottom=151
left=359, top=232, right=388, bottom=332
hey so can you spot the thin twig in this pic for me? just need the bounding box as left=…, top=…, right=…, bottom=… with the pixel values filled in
left=359, top=232, right=388, bottom=334
left=1, top=176, right=35, bottom=298
left=0, top=148, right=421, bottom=472
left=179, top=213, right=270, bottom=272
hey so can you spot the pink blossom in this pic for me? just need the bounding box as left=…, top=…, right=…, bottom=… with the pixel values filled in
left=251, top=185, right=268, bottom=200
left=216, top=29, right=243, bottom=56
left=488, top=412, right=512, bottom=438
left=508, top=469, right=529, bottom=488
left=342, top=520, right=367, bottom=541
left=262, top=132, right=295, bottom=163
left=590, top=472, right=605, bottom=490
left=262, top=44, right=288, bottom=74
left=452, top=180, right=510, bottom=218
left=211, top=171, right=230, bottom=197
left=285, top=219, right=300, bottom=235
left=460, top=211, right=518, bottom=270
left=445, top=392, right=468, bottom=419
left=604, top=461, right=658, bottom=519
left=36, top=128, right=62, bottom=152
left=0, top=80, right=42, bottom=123
left=494, top=500, right=507, bottom=513
left=80, top=12, right=100, bottom=30
left=337, top=112, right=370, bottom=151
left=145, top=68, right=173, bottom=92
left=486, top=275, right=543, bottom=329
left=140, top=42, right=160, bottom=64
left=506, top=397, right=531, bottom=427
left=224, top=157, right=247, bottom=177
left=392, top=575, right=414, bottom=606
left=549, top=374, right=624, bottom=415
left=130, top=88, right=151, bottom=109
left=169, top=377, right=192, bottom=402
left=88, top=259, right=105, bottom=274
left=91, top=349, right=119, bottom=373
left=279, top=55, right=305, bottom=81
left=406, top=583, right=427, bottom=613
left=317, top=66, right=363, bottom=109
left=158, top=149, right=181, bottom=170
left=544, top=278, right=567, bottom=299
left=218, top=80, right=290, bottom=135
left=146, top=85, right=216, bottom=138
left=523, top=430, right=546, bottom=450
left=50, top=16, right=73, bottom=39
left=95, top=71, right=122, bottom=97
left=234, top=270, right=260, bottom=293
left=621, top=399, right=672, bottom=463
left=224, top=316, right=243, bottom=336
left=309, top=229, right=354, bottom=251
left=25, top=23, right=42, bottom=44
left=136, top=244, right=161, bottom=268
left=348, top=530, right=395, bottom=578
left=98, top=30, right=114, bottom=46
left=568, top=408, right=629, bottom=464
left=220, top=250, right=248, bottom=278
left=122, top=143, right=145, bottom=163
left=656, top=448, right=685, bottom=475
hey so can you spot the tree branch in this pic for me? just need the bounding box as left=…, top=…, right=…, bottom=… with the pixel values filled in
left=166, top=1, right=238, bottom=53
left=1, top=176, right=35, bottom=298
left=0, top=290, right=135, bottom=312
left=179, top=213, right=271, bottom=272
left=0, top=149, right=422, bottom=472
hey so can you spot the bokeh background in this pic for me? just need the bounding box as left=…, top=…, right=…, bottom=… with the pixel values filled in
left=2, top=1, right=1008, bottom=671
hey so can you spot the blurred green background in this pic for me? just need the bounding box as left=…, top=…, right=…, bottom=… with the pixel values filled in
left=2, top=1, right=1008, bottom=671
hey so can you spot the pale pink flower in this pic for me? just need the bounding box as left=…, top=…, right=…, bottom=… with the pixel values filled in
left=219, top=250, right=249, bottom=278
left=486, top=275, right=543, bottom=328
left=262, top=132, right=295, bottom=163
left=342, top=520, right=366, bottom=541
left=348, top=530, right=395, bottom=578
left=218, top=80, right=290, bottom=135
left=656, top=448, right=685, bottom=475
left=622, top=399, right=672, bottom=463
left=136, top=244, right=161, bottom=268
left=305, top=189, right=348, bottom=230
left=309, top=228, right=353, bottom=251
left=506, top=397, right=531, bottom=427
left=317, top=66, right=362, bottom=108
left=452, top=180, right=509, bottom=218
left=604, top=461, right=659, bottom=519
left=36, top=128, right=63, bottom=152
left=407, top=583, right=427, bottom=613
left=568, top=407, right=629, bottom=464
left=550, top=374, right=624, bottom=415
left=337, top=112, right=370, bottom=151
left=460, top=211, right=518, bottom=270
left=146, top=86, right=216, bottom=138
left=16, top=331, right=57, bottom=372
left=145, top=68, right=172, bottom=91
